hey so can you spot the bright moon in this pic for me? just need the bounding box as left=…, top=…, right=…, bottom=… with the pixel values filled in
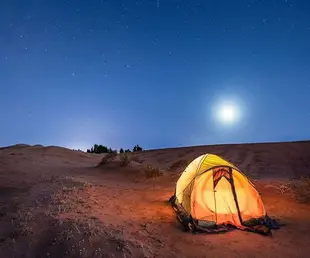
left=216, top=103, right=239, bottom=125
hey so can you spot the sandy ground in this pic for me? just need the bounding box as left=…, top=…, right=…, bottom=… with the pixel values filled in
left=0, top=141, right=310, bottom=257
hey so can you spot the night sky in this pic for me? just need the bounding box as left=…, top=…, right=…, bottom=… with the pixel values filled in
left=1, top=0, right=310, bottom=151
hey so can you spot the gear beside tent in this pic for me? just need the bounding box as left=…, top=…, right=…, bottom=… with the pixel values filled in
left=169, top=154, right=282, bottom=236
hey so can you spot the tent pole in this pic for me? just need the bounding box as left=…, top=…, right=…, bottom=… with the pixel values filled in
left=213, top=170, right=218, bottom=223
left=229, top=168, right=243, bottom=225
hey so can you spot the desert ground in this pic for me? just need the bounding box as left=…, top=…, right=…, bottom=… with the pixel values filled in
left=1, top=141, right=310, bottom=258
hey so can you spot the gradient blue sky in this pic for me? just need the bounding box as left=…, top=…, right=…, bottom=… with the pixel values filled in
left=1, top=0, right=310, bottom=151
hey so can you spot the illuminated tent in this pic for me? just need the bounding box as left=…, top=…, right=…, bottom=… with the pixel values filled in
left=169, top=154, right=281, bottom=235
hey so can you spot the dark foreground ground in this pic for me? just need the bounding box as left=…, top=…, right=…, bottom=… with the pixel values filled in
left=0, top=141, right=310, bottom=257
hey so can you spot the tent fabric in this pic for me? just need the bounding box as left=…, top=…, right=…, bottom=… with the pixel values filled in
left=170, top=154, right=280, bottom=235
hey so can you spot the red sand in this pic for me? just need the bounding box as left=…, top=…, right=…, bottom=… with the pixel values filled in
left=0, top=142, right=310, bottom=257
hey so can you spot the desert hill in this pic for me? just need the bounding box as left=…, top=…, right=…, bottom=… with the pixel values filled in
left=0, top=141, right=310, bottom=257
left=130, top=140, right=310, bottom=179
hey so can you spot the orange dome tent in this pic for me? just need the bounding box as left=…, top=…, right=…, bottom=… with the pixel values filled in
left=169, top=154, right=281, bottom=235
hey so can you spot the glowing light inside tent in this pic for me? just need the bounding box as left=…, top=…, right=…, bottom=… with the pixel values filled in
left=193, top=177, right=246, bottom=216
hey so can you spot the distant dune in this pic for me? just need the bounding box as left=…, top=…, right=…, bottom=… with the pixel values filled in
left=0, top=141, right=310, bottom=257
left=128, top=140, right=310, bottom=179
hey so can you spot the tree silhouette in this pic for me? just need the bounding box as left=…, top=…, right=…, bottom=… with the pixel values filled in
left=87, top=144, right=142, bottom=154
left=133, top=145, right=143, bottom=152
left=87, top=144, right=110, bottom=154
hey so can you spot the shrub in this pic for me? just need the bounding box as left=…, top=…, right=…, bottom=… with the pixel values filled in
left=168, top=159, right=188, bottom=171
left=144, top=164, right=163, bottom=178
left=97, top=152, right=117, bottom=166
left=290, top=176, right=310, bottom=203
left=119, top=148, right=124, bottom=153
left=119, top=153, right=130, bottom=167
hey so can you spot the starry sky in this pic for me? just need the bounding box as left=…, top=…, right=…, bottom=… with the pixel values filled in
left=1, top=0, right=310, bottom=151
